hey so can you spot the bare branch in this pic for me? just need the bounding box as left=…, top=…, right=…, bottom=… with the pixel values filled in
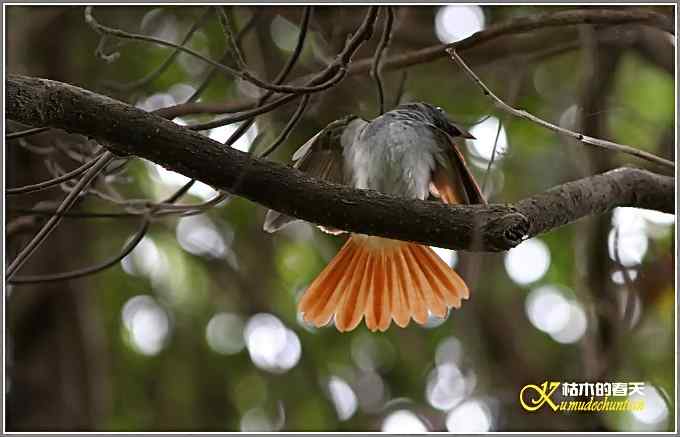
left=6, top=75, right=674, bottom=253
left=186, top=6, right=377, bottom=131
left=6, top=166, right=225, bottom=284
left=447, top=49, right=674, bottom=170
left=371, top=6, right=395, bottom=115
left=353, top=8, right=674, bottom=77
left=6, top=151, right=115, bottom=280
left=259, top=95, right=310, bottom=158
left=184, top=10, right=260, bottom=105
left=9, top=207, right=137, bottom=219
left=447, top=7, right=674, bottom=52
left=102, top=7, right=212, bottom=92
left=6, top=126, right=50, bottom=140
left=7, top=153, right=101, bottom=195
left=149, top=8, right=672, bottom=122
left=8, top=218, right=150, bottom=284
left=223, top=6, right=312, bottom=147
left=216, top=6, right=247, bottom=70
left=85, top=6, right=375, bottom=97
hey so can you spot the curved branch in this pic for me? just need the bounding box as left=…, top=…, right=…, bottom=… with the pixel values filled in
left=8, top=218, right=150, bottom=284
left=447, top=8, right=674, bottom=53
left=371, top=6, right=395, bottom=115
left=447, top=49, right=674, bottom=169
left=102, top=7, right=212, bottom=92
left=6, top=151, right=114, bottom=279
left=85, top=6, right=375, bottom=97
left=6, top=126, right=50, bottom=139
left=6, top=75, right=674, bottom=252
left=7, top=153, right=101, bottom=195
left=149, top=8, right=673, bottom=121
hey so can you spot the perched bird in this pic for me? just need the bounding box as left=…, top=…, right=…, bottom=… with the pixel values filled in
left=264, top=102, right=486, bottom=332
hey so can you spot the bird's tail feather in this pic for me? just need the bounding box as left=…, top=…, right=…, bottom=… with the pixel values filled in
left=299, top=235, right=469, bottom=332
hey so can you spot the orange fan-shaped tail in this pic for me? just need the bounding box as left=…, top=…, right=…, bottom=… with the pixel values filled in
left=299, top=235, right=470, bottom=332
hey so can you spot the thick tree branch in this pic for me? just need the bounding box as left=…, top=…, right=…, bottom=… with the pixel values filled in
left=446, top=7, right=674, bottom=52
left=6, top=75, right=674, bottom=252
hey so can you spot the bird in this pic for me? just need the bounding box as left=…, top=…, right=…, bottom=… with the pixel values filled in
left=264, top=102, right=486, bottom=332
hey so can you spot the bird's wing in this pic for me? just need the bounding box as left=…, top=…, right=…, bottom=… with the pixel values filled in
left=429, top=131, right=487, bottom=206
left=263, top=115, right=368, bottom=233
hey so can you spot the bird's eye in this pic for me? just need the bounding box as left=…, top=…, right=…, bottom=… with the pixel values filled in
left=436, top=106, right=444, bottom=113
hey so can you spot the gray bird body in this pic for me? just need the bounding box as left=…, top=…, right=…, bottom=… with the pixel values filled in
left=345, top=107, right=449, bottom=200
left=264, top=102, right=484, bottom=233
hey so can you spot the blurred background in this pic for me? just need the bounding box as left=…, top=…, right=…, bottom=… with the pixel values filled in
left=5, top=4, right=675, bottom=432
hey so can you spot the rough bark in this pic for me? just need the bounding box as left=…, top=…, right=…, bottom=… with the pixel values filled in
left=6, top=74, right=675, bottom=252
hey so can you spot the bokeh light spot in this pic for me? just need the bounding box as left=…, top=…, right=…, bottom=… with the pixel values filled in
left=525, top=285, right=571, bottom=334
left=525, top=285, right=588, bottom=344
left=446, top=399, right=492, bottom=432
left=240, top=407, right=273, bottom=432
left=550, top=302, right=587, bottom=344
left=327, top=376, right=358, bottom=421
left=609, top=208, right=651, bottom=267
left=206, top=312, right=245, bottom=355
left=177, top=215, right=230, bottom=259
left=504, top=238, right=551, bottom=285
left=630, top=385, right=668, bottom=427
left=435, top=5, right=485, bottom=43
left=122, top=295, right=171, bottom=356
left=244, top=313, right=301, bottom=373
left=431, top=246, right=458, bottom=267
left=468, top=116, right=508, bottom=164
left=426, top=363, right=466, bottom=411
left=382, top=409, right=427, bottom=433
left=270, top=15, right=301, bottom=52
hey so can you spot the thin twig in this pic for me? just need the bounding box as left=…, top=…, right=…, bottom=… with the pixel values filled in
left=15, top=138, right=53, bottom=155
left=7, top=154, right=101, bottom=195
left=259, top=95, right=311, bottom=158
left=165, top=179, right=196, bottom=203
left=103, top=7, right=212, bottom=92
left=447, top=49, right=674, bottom=169
left=6, top=151, right=115, bottom=280
left=223, top=6, right=312, bottom=147
left=85, top=6, right=353, bottom=96
left=187, top=71, right=342, bottom=131
left=148, top=8, right=673, bottom=121
left=7, top=166, right=219, bottom=284
left=393, top=70, right=408, bottom=107
left=481, top=118, right=503, bottom=195
left=611, top=226, right=638, bottom=331
left=152, top=191, right=229, bottom=213
left=9, top=218, right=150, bottom=284
left=9, top=208, right=138, bottom=219
left=6, top=126, right=50, bottom=140
left=183, top=11, right=260, bottom=105
left=269, top=7, right=313, bottom=87
left=188, top=6, right=376, bottom=132
left=94, top=34, right=120, bottom=63
left=103, top=157, right=131, bottom=177
left=371, top=6, right=395, bottom=115
left=216, top=6, right=247, bottom=69
left=481, top=71, right=524, bottom=195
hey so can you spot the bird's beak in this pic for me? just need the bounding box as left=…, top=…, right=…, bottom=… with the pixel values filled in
left=462, top=131, right=476, bottom=140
